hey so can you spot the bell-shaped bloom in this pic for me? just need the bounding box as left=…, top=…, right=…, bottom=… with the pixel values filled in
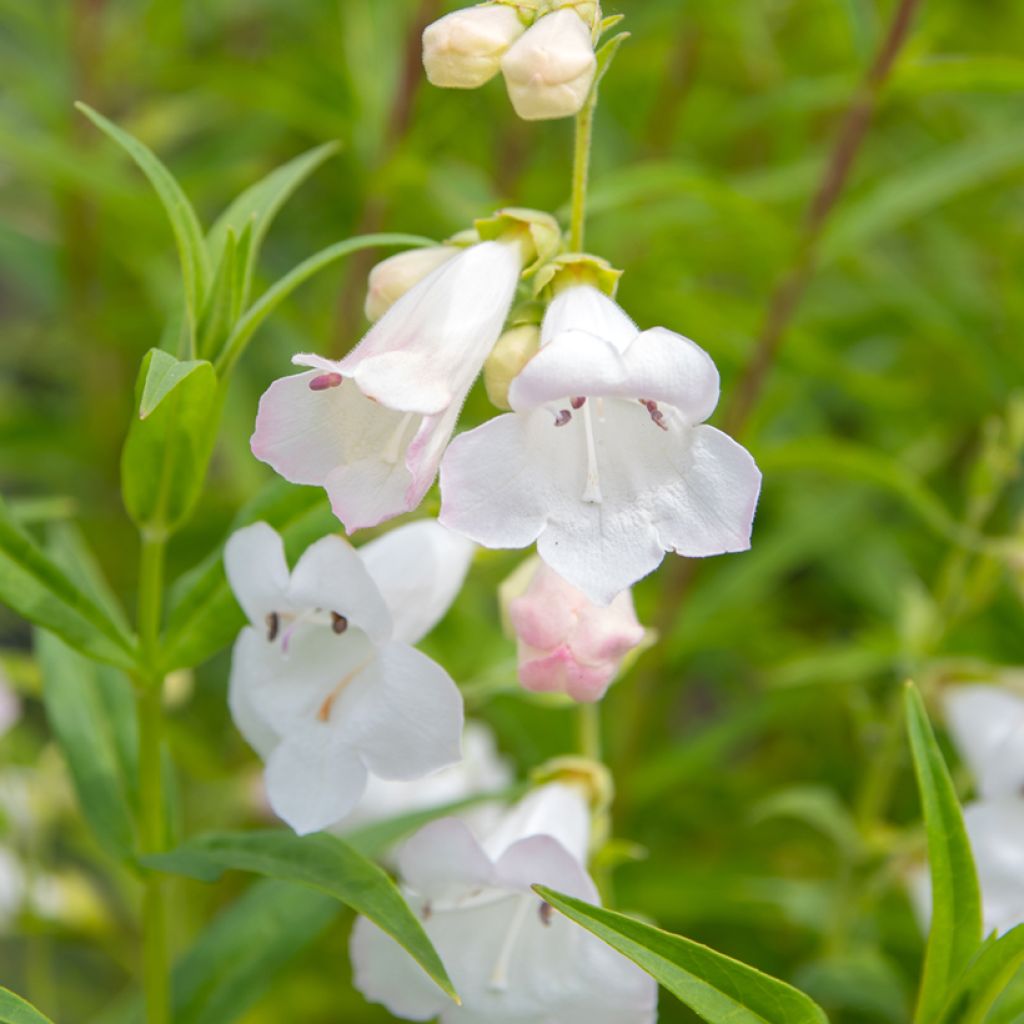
left=944, top=684, right=1024, bottom=800
left=225, top=519, right=473, bottom=835
left=365, top=246, right=460, bottom=323
left=252, top=240, right=522, bottom=533
left=350, top=783, right=657, bottom=1023
left=500, top=9, right=597, bottom=120
left=507, top=559, right=645, bottom=702
left=441, top=284, right=762, bottom=604
left=423, top=4, right=526, bottom=89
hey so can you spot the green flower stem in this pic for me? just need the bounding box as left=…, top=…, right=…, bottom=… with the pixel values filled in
left=577, top=701, right=602, bottom=762
left=136, top=533, right=169, bottom=1024
left=568, top=95, right=596, bottom=253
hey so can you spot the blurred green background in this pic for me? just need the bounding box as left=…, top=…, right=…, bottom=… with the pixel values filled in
left=2, top=0, right=1024, bottom=1021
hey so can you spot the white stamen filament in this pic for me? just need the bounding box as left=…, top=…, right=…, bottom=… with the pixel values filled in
left=316, top=657, right=372, bottom=722
left=489, top=895, right=532, bottom=993
left=382, top=412, right=415, bottom=465
left=580, top=400, right=602, bottom=504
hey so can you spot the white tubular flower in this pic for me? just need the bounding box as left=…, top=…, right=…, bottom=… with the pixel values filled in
left=225, top=520, right=472, bottom=835
left=423, top=4, right=527, bottom=89
left=350, top=783, right=657, bottom=1023
left=251, top=240, right=522, bottom=533
left=365, top=246, right=461, bottom=323
left=500, top=9, right=597, bottom=121
left=943, top=684, right=1024, bottom=799
left=440, top=284, right=762, bottom=605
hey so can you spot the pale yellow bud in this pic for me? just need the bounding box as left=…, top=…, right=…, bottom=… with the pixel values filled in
left=484, top=324, right=541, bottom=409
left=364, top=246, right=460, bottom=323
left=423, top=5, right=527, bottom=89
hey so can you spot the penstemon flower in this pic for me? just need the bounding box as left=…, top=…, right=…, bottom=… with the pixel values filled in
left=440, top=283, right=762, bottom=604
left=350, top=782, right=658, bottom=1022
left=251, top=239, right=522, bottom=532
left=224, top=519, right=472, bottom=835
left=943, top=684, right=1024, bottom=799
left=364, top=246, right=461, bottom=323
left=505, top=557, right=646, bottom=702
left=422, top=4, right=528, bottom=89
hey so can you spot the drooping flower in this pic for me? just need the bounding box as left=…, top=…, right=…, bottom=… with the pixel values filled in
left=225, top=519, right=473, bottom=835
left=440, top=283, right=762, bottom=604
left=504, top=557, right=645, bottom=702
left=943, top=684, right=1024, bottom=800
left=500, top=9, right=597, bottom=121
left=251, top=239, right=522, bottom=533
left=364, top=246, right=461, bottom=323
left=350, top=783, right=658, bottom=1023
left=423, top=4, right=527, bottom=89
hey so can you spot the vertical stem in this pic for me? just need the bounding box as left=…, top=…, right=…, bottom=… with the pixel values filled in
left=136, top=533, right=169, bottom=1024
left=577, top=702, right=602, bottom=762
left=569, top=96, right=596, bottom=252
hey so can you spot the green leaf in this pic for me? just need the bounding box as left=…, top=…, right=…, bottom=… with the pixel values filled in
left=146, top=830, right=458, bottom=1003
left=214, top=232, right=434, bottom=374
left=121, top=349, right=219, bottom=535
left=196, top=228, right=239, bottom=362
left=75, top=103, right=211, bottom=339
left=535, top=887, right=830, bottom=1024
left=161, top=479, right=337, bottom=671
left=0, top=494, right=137, bottom=671
left=938, top=925, right=1024, bottom=1024
left=0, top=988, right=55, bottom=1024
left=904, top=682, right=983, bottom=1024
left=36, top=629, right=138, bottom=860
left=206, top=141, right=340, bottom=311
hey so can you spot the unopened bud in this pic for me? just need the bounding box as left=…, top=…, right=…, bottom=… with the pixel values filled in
left=364, top=246, right=460, bottom=322
left=484, top=324, right=541, bottom=409
left=500, top=9, right=597, bottom=120
left=423, top=4, right=527, bottom=89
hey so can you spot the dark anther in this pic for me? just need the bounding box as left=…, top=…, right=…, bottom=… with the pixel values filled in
left=308, top=372, right=344, bottom=391
left=650, top=408, right=668, bottom=431
left=331, top=612, right=349, bottom=635
left=538, top=901, right=553, bottom=926
left=421, top=900, right=433, bottom=921
left=570, top=396, right=586, bottom=410
left=554, top=409, right=572, bottom=427
left=265, top=612, right=280, bottom=642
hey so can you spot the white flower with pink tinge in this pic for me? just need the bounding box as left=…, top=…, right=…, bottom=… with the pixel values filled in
left=440, top=284, right=762, bottom=605
left=251, top=240, right=522, bottom=533
left=508, top=559, right=645, bottom=702
left=351, top=783, right=658, bottom=1023
left=225, top=519, right=473, bottom=836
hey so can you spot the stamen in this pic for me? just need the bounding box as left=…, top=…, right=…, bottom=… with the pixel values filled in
left=640, top=398, right=669, bottom=431
left=554, top=409, right=572, bottom=427
left=580, top=401, right=602, bottom=504
left=489, top=895, right=532, bottom=992
left=570, top=396, right=586, bottom=410
left=538, top=901, right=553, bottom=926
left=308, top=372, right=343, bottom=391
left=421, top=901, right=433, bottom=922
left=316, top=658, right=372, bottom=723
left=331, top=612, right=349, bottom=635
left=265, top=612, right=279, bottom=642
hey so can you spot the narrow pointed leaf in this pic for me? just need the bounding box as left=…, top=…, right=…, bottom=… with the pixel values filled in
left=0, top=989, right=55, bottom=1024
left=535, top=887, right=829, bottom=1024
left=196, top=230, right=239, bottom=362
left=904, top=682, right=983, bottom=1023
left=937, top=922, right=1024, bottom=1024
left=138, top=349, right=212, bottom=420
left=145, top=830, right=457, bottom=1002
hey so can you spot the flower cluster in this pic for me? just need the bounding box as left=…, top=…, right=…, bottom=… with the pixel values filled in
left=423, top=1, right=600, bottom=121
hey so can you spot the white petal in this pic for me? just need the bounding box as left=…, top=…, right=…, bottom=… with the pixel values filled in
left=264, top=726, right=368, bottom=834
left=223, top=522, right=290, bottom=626
left=495, top=834, right=597, bottom=902
left=510, top=326, right=721, bottom=425
left=944, top=685, right=1024, bottom=800
left=350, top=916, right=450, bottom=1021
left=339, top=241, right=522, bottom=416
left=338, top=642, right=463, bottom=782
left=483, top=783, right=591, bottom=866
left=227, top=628, right=282, bottom=760
left=965, top=799, right=1024, bottom=935
left=288, top=534, right=392, bottom=643
left=358, top=519, right=476, bottom=645
left=398, top=817, right=497, bottom=900
left=541, top=285, right=638, bottom=351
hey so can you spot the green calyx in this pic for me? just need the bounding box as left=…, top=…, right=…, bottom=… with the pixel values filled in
left=475, top=207, right=563, bottom=275
left=534, top=252, right=623, bottom=299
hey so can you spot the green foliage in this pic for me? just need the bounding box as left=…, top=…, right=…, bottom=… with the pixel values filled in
left=0, top=990, right=54, bottom=1024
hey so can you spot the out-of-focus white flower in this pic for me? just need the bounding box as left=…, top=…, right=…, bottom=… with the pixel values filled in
left=943, top=684, right=1024, bottom=799
left=500, top=9, right=597, bottom=120
left=0, top=670, right=21, bottom=738
left=252, top=240, right=522, bottom=533
left=441, top=283, right=762, bottom=604
left=365, top=246, right=461, bottom=323
left=225, top=520, right=472, bottom=835
left=423, top=5, right=527, bottom=89
left=350, top=782, right=657, bottom=1023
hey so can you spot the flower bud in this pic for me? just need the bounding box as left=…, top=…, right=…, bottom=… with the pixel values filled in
left=506, top=559, right=645, bottom=702
left=422, top=4, right=527, bottom=89
left=500, top=9, right=597, bottom=121
left=484, top=323, right=540, bottom=409
left=364, top=246, right=460, bottom=322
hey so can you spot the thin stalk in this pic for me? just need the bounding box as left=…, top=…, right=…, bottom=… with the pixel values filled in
left=577, top=702, right=602, bottom=762
left=569, top=97, right=596, bottom=252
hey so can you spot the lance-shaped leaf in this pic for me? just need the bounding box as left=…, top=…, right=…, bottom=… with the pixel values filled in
left=904, top=681, right=983, bottom=1023
left=535, top=887, right=830, bottom=1024
left=938, top=925, right=1024, bottom=1024
left=121, top=349, right=219, bottom=535
left=0, top=495, right=137, bottom=671
left=146, top=830, right=457, bottom=1004
left=0, top=988, right=55, bottom=1024
left=76, top=103, right=211, bottom=339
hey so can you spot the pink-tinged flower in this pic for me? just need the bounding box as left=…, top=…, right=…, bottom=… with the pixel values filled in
left=350, top=783, right=657, bottom=1023
left=507, top=559, right=645, bottom=702
left=364, top=246, right=460, bottom=323
left=441, top=284, right=762, bottom=604
left=225, top=519, right=472, bottom=835
left=423, top=5, right=527, bottom=89
left=252, top=241, right=522, bottom=532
